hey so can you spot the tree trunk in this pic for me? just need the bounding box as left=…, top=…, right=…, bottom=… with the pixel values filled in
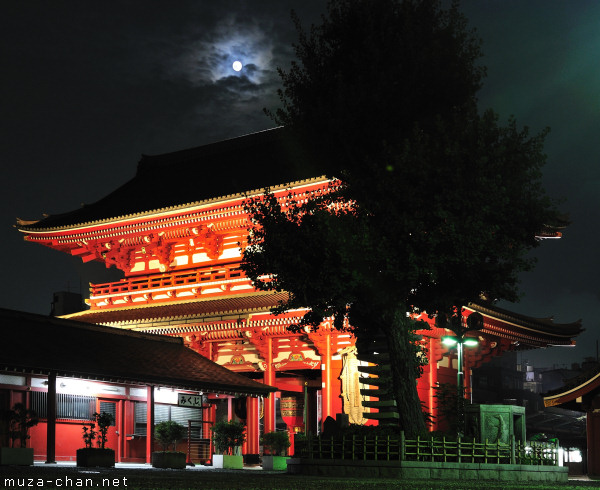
left=381, top=308, right=426, bottom=437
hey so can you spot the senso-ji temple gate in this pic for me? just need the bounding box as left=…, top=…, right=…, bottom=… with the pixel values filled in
left=16, top=127, right=582, bottom=459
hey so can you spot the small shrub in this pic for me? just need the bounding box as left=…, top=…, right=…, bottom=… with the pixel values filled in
left=6, top=403, right=39, bottom=448
left=95, top=412, right=114, bottom=450
left=261, top=431, right=290, bottom=456
left=211, top=420, right=246, bottom=455
left=82, top=412, right=114, bottom=450
left=155, top=421, right=186, bottom=452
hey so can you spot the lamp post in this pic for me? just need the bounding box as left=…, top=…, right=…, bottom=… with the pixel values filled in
left=440, top=311, right=484, bottom=436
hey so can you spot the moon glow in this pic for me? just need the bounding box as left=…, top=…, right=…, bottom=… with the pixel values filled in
left=232, top=60, right=243, bottom=72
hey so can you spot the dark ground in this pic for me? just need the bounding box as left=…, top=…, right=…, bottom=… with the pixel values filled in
left=1, top=464, right=600, bottom=490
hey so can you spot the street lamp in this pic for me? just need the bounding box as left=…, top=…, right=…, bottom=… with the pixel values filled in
left=440, top=311, right=484, bottom=436
left=441, top=335, right=479, bottom=397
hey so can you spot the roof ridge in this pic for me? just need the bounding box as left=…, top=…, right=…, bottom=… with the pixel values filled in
left=0, top=307, right=182, bottom=345
left=17, top=175, right=330, bottom=233
left=137, top=127, right=284, bottom=173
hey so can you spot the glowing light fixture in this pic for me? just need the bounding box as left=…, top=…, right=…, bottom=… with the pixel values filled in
left=442, top=336, right=478, bottom=348
left=442, top=336, right=458, bottom=347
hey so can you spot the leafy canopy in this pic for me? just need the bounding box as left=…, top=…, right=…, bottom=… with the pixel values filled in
left=242, top=0, right=559, bottom=435
left=247, top=0, right=557, bottom=331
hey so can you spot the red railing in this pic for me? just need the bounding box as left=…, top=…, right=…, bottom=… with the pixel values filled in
left=89, top=262, right=252, bottom=307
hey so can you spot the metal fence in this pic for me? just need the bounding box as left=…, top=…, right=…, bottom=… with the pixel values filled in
left=294, top=433, right=558, bottom=466
left=186, top=420, right=213, bottom=465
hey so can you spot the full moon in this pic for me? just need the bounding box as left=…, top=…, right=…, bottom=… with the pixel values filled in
left=232, top=60, right=243, bottom=72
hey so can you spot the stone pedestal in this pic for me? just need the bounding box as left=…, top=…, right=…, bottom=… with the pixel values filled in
left=465, top=404, right=526, bottom=443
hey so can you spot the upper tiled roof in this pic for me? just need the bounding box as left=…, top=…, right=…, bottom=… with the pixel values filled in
left=63, top=291, right=290, bottom=326
left=17, top=127, right=324, bottom=231
left=0, top=308, right=274, bottom=396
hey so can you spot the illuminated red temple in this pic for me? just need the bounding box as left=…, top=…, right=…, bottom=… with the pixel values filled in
left=17, top=128, right=582, bottom=461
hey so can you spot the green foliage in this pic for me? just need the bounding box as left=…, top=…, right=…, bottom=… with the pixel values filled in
left=82, top=412, right=114, bottom=450
left=81, top=423, right=96, bottom=449
left=269, top=0, right=486, bottom=177
left=244, top=0, right=560, bottom=438
left=154, top=420, right=186, bottom=452
left=94, top=412, right=114, bottom=450
left=5, top=403, right=39, bottom=448
left=434, top=382, right=470, bottom=436
left=210, top=420, right=246, bottom=455
left=261, top=430, right=291, bottom=456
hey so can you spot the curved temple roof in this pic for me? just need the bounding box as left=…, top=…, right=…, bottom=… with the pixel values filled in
left=0, top=308, right=274, bottom=396
left=16, top=127, right=324, bottom=232
left=544, top=364, right=600, bottom=409
left=467, top=301, right=583, bottom=347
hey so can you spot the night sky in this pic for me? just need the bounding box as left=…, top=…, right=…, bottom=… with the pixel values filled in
left=2, top=1, right=599, bottom=369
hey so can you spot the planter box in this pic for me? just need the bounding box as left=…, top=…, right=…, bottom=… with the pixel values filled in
left=212, top=454, right=243, bottom=469
left=76, top=448, right=115, bottom=468
left=262, top=455, right=289, bottom=470
left=0, top=447, right=34, bottom=466
left=152, top=451, right=186, bottom=469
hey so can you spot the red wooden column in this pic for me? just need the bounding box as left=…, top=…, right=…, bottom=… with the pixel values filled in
left=45, top=372, right=57, bottom=464
left=247, top=326, right=276, bottom=434
left=246, top=397, right=259, bottom=455
left=307, top=329, right=333, bottom=424
left=322, top=333, right=332, bottom=421
left=588, top=410, right=600, bottom=476
left=146, top=385, right=154, bottom=464
left=122, top=400, right=132, bottom=461
left=117, top=399, right=124, bottom=463
left=428, top=337, right=439, bottom=426
left=264, top=337, right=275, bottom=433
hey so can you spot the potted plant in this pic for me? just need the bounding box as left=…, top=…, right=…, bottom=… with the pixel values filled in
left=261, top=430, right=290, bottom=470
left=76, top=412, right=115, bottom=467
left=0, top=403, right=38, bottom=466
left=152, top=420, right=187, bottom=469
left=210, top=419, right=246, bottom=469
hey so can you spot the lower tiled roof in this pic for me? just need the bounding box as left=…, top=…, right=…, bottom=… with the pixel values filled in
left=0, top=308, right=274, bottom=396
left=63, top=291, right=290, bottom=325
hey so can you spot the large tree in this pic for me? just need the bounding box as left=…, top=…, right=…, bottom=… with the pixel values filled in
left=242, top=0, right=558, bottom=436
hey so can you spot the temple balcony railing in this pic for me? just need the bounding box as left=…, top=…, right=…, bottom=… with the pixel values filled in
left=87, top=262, right=255, bottom=309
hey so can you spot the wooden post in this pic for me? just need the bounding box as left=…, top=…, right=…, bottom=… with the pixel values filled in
left=45, top=372, right=56, bottom=464
left=117, top=399, right=124, bottom=463
left=146, top=385, right=154, bottom=464
left=263, top=338, right=275, bottom=433
left=400, top=431, right=405, bottom=461
left=324, top=332, right=332, bottom=420
left=186, top=420, right=192, bottom=465
left=246, top=396, right=259, bottom=456
left=428, top=337, right=438, bottom=427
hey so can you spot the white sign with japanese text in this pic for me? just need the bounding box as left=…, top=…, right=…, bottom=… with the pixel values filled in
left=178, top=394, right=203, bottom=407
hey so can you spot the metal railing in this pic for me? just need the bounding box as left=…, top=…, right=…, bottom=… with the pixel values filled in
left=294, top=433, right=558, bottom=466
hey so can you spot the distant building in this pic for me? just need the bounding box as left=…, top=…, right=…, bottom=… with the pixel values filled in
left=50, top=291, right=83, bottom=316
